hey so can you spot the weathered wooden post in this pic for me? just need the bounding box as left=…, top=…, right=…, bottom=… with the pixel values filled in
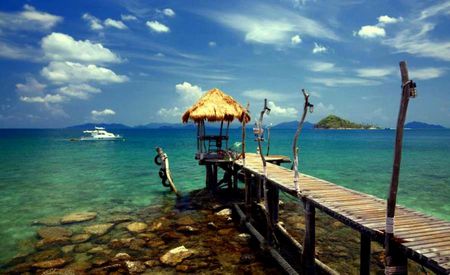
left=293, top=89, right=314, bottom=194
left=302, top=200, right=316, bottom=274
left=385, top=61, right=417, bottom=274
left=360, top=232, right=371, bottom=275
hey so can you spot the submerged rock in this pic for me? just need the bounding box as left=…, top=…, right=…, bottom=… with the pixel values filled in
left=114, top=252, right=131, bottom=261
left=176, top=216, right=196, bottom=226
left=36, top=237, right=70, bottom=250
left=32, top=258, right=67, bottom=269
left=83, top=223, right=114, bottom=236
left=215, top=208, right=232, bottom=218
left=126, top=222, right=148, bottom=233
left=108, top=214, right=134, bottom=224
left=70, top=233, right=91, bottom=244
left=160, top=246, right=193, bottom=266
left=125, top=261, right=146, bottom=273
left=32, top=216, right=61, bottom=226
left=176, top=225, right=199, bottom=234
left=60, top=212, right=97, bottom=224
left=37, top=227, right=72, bottom=239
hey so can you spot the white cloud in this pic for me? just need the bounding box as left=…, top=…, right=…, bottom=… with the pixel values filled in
left=242, top=89, right=284, bottom=101
left=357, top=25, right=386, bottom=38
left=309, top=91, right=322, bottom=98
left=267, top=101, right=298, bottom=118
left=410, top=67, right=446, bottom=80
left=58, top=84, right=101, bottom=99
left=312, top=42, right=327, bottom=54
left=175, top=82, right=204, bottom=104
left=20, top=94, right=64, bottom=104
left=0, top=4, right=62, bottom=31
left=82, top=13, right=103, bottom=30
left=16, top=77, right=46, bottom=95
left=315, top=102, right=335, bottom=116
left=356, top=67, right=396, bottom=78
left=163, top=8, right=175, bottom=17
left=41, top=61, right=129, bottom=84
left=121, top=14, right=137, bottom=21
left=146, top=21, right=170, bottom=33
left=41, top=33, right=121, bottom=63
left=158, top=107, right=182, bottom=118
left=91, top=109, right=116, bottom=117
left=383, top=21, right=450, bottom=62
left=308, top=77, right=381, bottom=87
left=291, top=34, right=302, bottom=45
left=419, top=1, right=450, bottom=20
left=104, top=18, right=127, bottom=30
left=378, top=15, right=403, bottom=25
left=308, top=62, right=337, bottom=72
left=203, top=4, right=338, bottom=46
left=208, top=41, right=217, bottom=47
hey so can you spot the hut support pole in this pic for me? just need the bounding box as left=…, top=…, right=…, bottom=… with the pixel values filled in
left=360, top=232, right=371, bottom=275
left=302, top=200, right=316, bottom=274
left=385, top=61, right=416, bottom=275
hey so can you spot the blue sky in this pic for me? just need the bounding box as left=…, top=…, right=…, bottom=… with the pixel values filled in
left=1, top=0, right=449, bottom=128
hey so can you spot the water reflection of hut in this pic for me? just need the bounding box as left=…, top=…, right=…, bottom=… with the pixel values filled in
left=182, top=88, right=250, bottom=160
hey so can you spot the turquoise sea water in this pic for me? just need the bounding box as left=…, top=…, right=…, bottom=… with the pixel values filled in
left=0, top=128, right=449, bottom=264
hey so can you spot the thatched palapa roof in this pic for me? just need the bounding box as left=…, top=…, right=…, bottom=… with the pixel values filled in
left=182, top=88, right=250, bottom=123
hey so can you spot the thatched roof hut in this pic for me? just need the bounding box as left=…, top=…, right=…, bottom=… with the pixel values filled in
left=182, top=88, right=250, bottom=123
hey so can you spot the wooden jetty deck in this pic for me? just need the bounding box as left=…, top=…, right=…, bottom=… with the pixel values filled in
left=233, top=154, right=450, bottom=274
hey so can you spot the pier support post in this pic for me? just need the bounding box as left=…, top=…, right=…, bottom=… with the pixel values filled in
left=267, top=184, right=279, bottom=223
left=302, top=200, right=316, bottom=274
left=360, top=232, right=371, bottom=275
left=245, top=172, right=253, bottom=217
left=255, top=176, right=262, bottom=202
left=205, top=164, right=211, bottom=190
left=232, top=164, right=238, bottom=191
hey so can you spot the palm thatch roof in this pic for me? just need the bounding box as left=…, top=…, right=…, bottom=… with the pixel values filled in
left=182, top=88, right=250, bottom=123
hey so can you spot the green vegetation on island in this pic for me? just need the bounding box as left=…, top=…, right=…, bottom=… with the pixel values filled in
left=315, top=115, right=378, bottom=129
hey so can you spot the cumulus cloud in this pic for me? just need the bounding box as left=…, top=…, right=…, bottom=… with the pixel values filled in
left=16, top=77, right=46, bottom=95
left=267, top=101, right=298, bottom=118
left=410, top=67, right=446, bottom=80
left=0, top=4, right=62, bottom=31
left=356, top=67, right=396, bottom=78
left=163, top=8, right=175, bottom=17
left=104, top=18, right=127, bottom=30
left=378, top=15, right=403, bottom=25
left=291, top=35, right=302, bottom=45
left=41, top=61, right=129, bottom=84
left=175, top=82, right=204, bottom=104
left=146, top=21, right=170, bottom=33
left=312, top=42, right=327, bottom=54
left=41, top=33, right=121, bottom=63
left=158, top=107, right=182, bottom=118
left=357, top=25, right=386, bottom=38
left=58, top=84, right=101, bottom=99
left=91, top=109, right=116, bottom=117
left=82, top=13, right=103, bottom=30
left=121, top=14, right=137, bottom=21
left=20, top=94, right=64, bottom=104
left=315, top=102, right=335, bottom=116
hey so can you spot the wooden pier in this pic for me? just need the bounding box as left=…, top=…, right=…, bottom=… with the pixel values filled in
left=221, top=154, right=450, bottom=274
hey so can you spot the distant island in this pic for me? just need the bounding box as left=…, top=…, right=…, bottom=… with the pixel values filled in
left=404, top=121, right=446, bottom=129
left=315, top=115, right=379, bottom=130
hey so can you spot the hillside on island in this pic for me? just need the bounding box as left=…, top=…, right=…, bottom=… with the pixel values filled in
left=315, top=115, right=378, bottom=129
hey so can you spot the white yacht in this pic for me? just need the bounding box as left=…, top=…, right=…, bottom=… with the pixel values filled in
left=81, top=127, right=123, bottom=141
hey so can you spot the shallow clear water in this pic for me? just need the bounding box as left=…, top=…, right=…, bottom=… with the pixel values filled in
left=0, top=128, right=449, bottom=264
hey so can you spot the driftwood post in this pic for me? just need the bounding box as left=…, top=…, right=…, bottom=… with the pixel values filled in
left=293, top=89, right=314, bottom=194
left=385, top=61, right=416, bottom=275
